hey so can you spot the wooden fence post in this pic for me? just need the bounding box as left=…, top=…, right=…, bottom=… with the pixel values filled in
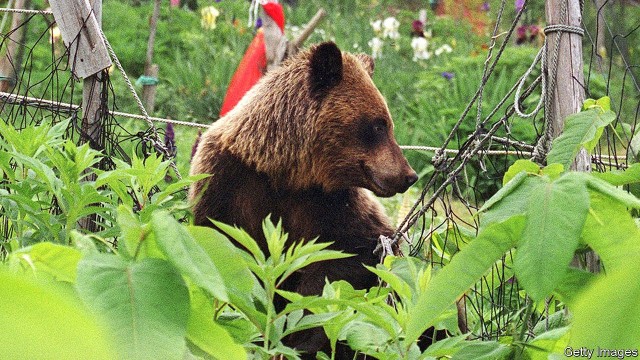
left=49, top=0, right=112, bottom=148
left=545, top=0, right=599, bottom=272
left=82, top=0, right=105, bottom=149
left=49, top=0, right=112, bottom=232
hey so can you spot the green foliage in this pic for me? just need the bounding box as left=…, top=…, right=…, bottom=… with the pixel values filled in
left=0, top=270, right=116, bottom=360
left=547, top=97, right=616, bottom=169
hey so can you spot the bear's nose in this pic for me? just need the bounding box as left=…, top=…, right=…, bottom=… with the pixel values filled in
left=405, top=172, right=419, bottom=187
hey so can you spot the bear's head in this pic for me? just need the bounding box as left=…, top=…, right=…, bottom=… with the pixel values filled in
left=307, top=42, right=418, bottom=197
left=219, top=41, right=417, bottom=197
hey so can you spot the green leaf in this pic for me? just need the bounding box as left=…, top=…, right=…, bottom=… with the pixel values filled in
left=116, top=205, right=163, bottom=260
left=214, top=220, right=266, bottom=264
left=188, top=225, right=264, bottom=324
left=515, top=173, right=589, bottom=301
left=547, top=108, right=616, bottom=170
left=479, top=171, right=529, bottom=213
left=451, top=341, right=513, bottom=360
left=0, top=271, right=115, bottom=360
left=186, top=286, right=247, bottom=360
left=586, top=175, right=640, bottom=209
left=151, top=211, right=228, bottom=302
left=570, top=259, right=640, bottom=348
left=7, top=242, right=81, bottom=283
left=553, top=268, right=595, bottom=306
left=581, top=192, right=640, bottom=272
left=540, top=163, right=564, bottom=179
left=421, top=334, right=470, bottom=358
left=592, top=163, right=640, bottom=186
left=524, top=327, right=570, bottom=360
left=76, top=255, right=190, bottom=360
left=502, top=159, right=540, bottom=185
left=341, top=321, right=392, bottom=351
left=480, top=175, right=546, bottom=227
left=404, top=216, right=524, bottom=347
left=283, top=312, right=343, bottom=337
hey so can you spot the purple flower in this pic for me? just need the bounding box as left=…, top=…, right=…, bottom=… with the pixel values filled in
left=412, top=20, right=424, bottom=37
left=255, top=17, right=262, bottom=29
left=481, top=2, right=490, bottom=11
left=191, top=131, right=202, bottom=161
left=516, top=25, right=528, bottom=44
left=215, top=0, right=222, bottom=2
left=164, top=123, right=176, bottom=156
left=441, top=72, right=454, bottom=80
left=515, top=0, right=525, bottom=12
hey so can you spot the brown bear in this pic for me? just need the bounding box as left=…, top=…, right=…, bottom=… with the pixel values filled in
left=189, top=42, right=418, bottom=356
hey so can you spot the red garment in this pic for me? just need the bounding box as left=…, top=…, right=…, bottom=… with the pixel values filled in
left=219, top=29, right=267, bottom=117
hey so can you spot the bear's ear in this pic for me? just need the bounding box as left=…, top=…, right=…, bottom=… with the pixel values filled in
left=355, top=53, right=375, bottom=76
left=309, top=42, right=343, bottom=94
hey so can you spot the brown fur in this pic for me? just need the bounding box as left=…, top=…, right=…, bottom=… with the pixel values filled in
left=189, top=42, right=417, bottom=357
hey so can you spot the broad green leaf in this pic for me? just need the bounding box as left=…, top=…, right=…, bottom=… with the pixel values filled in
left=451, top=341, right=513, bottom=360
left=553, top=268, right=595, bottom=306
left=570, top=259, right=640, bottom=348
left=0, top=271, right=115, bottom=360
left=592, top=163, right=640, bottom=186
left=547, top=108, right=616, bottom=170
left=404, top=216, right=524, bottom=347
left=76, top=255, right=190, bottom=360
left=151, top=211, right=228, bottom=302
left=515, top=173, right=589, bottom=301
left=541, top=163, right=565, bottom=179
left=524, top=327, right=570, bottom=360
left=7, top=242, right=81, bottom=283
left=586, top=175, right=640, bottom=209
left=480, top=176, right=546, bottom=227
left=479, top=171, right=529, bottom=213
left=188, top=226, right=254, bottom=296
left=116, top=205, right=163, bottom=260
left=581, top=192, right=640, bottom=272
left=421, top=334, right=469, bottom=358
left=502, top=159, right=540, bottom=185
left=188, top=225, right=265, bottom=324
left=186, top=286, right=246, bottom=360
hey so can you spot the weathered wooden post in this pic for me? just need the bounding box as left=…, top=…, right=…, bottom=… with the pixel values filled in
left=141, top=0, right=161, bottom=114
left=49, top=0, right=112, bottom=149
left=49, top=0, right=112, bottom=231
left=545, top=0, right=598, bottom=271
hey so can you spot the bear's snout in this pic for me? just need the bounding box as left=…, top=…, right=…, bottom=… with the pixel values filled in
left=363, top=157, right=418, bottom=197
left=387, top=164, right=418, bottom=195
left=404, top=171, right=419, bottom=189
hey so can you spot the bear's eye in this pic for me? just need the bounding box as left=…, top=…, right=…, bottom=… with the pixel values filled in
left=358, top=118, right=387, bottom=146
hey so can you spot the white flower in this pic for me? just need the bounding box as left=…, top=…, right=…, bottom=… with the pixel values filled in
left=368, top=37, right=384, bottom=59
left=382, top=17, right=400, bottom=40
left=411, top=37, right=430, bottom=61
left=434, top=44, right=453, bottom=56
left=49, top=25, right=61, bottom=44
left=424, top=28, right=433, bottom=39
left=370, top=19, right=382, bottom=33
left=200, top=6, right=220, bottom=30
